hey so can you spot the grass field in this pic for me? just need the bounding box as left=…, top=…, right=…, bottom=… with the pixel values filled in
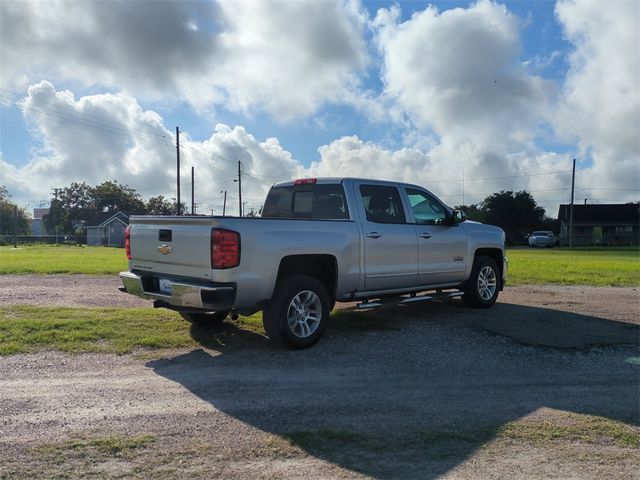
left=0, top=245, right=127, bottom=274
left=0, top=306, right=194, bottom=355
left=1, top=244, right=638, bottom=286
left=507, top=248, right=639, bottom=287
left=0, top=306, right=386, bottom=356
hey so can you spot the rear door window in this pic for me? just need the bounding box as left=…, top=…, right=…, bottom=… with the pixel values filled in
left=359, top=185, right=406, bottom=224
left=262, top=184, right=349, bottom=219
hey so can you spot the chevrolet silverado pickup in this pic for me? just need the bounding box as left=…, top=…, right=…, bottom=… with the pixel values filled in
left=120, top=177, right=507, bottom=348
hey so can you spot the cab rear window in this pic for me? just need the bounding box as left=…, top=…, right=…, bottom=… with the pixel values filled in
left=262, top=184, right=349, bottom=219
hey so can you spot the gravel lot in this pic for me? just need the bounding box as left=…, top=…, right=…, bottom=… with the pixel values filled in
left=1, top=276, right=639, bottom=479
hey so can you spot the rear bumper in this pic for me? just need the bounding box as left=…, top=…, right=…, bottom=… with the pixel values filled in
left=119, top=271, right=236, bottom=312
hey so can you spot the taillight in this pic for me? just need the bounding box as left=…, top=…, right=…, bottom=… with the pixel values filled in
left=294, top=178, right=317, bottom=185
left=125, top=225, right=131, bottom=260
left=211, top=228, right=240, bottom=269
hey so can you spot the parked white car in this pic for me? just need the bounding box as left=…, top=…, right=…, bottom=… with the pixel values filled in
left=528, top=231, right=557, bottom=248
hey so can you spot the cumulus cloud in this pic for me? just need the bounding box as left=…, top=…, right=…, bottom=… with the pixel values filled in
left=373, top=0, right=555, bottom=148
left=554, top=0, right=640, bottom=200
left=1, top=82, right=301, bottom=212
left=0, top=0, right=369, bottom=119
left=3, top=81, right=578, bottom=216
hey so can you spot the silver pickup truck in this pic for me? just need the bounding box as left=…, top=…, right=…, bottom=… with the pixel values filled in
left=120, top=177, right=507, bottom=348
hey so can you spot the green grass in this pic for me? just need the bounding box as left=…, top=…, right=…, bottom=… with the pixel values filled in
left=0, top=306, right=201, bottom=355
left=507, top=248, right=640, bottom=286
left=0, top=306, right=399, bottom=356
left=498, top=413, right=640, bottom=448
left=1, top=244, right=638, bottom=286
left=0, top=245, right=127, bottom=274
left=35, top=434, right=156, bottom=457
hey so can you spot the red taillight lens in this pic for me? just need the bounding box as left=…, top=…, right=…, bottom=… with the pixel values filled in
left=211, top=228, right=240, bottom=269
left=125, top=225, right=132, bottom=260
left=294, top=178, right=317, bottom=185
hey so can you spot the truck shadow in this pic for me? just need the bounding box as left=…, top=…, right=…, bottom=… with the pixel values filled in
left=148, top=303, right=639, bottom=479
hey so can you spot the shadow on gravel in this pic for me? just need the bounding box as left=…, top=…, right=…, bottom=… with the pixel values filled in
left=396, top=300, right=640, bottom=349
left=147, top=302, right=640, bottom=479
left=471, top=302, right=639, bottom=349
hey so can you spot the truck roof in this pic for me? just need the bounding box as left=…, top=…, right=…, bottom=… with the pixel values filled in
left=273, top=177, right=429, bottom=190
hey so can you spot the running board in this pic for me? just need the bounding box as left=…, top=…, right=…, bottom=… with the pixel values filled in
left=357, top=290, right=464, bottom=309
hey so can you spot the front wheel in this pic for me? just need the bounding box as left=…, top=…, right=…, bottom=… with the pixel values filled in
left=180, top=310, right=229, bottom=326
left=463, top=256, right=501, bottom=308
left=262, top=274, right=331, bottom=349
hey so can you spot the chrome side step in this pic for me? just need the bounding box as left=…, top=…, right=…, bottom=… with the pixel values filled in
left=357, top=290, right=464, bottom=309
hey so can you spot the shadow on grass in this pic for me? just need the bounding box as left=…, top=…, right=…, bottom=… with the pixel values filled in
left=149, top=301, right=639, bottom=479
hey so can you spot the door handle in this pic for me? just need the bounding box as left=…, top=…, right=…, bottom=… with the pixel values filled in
left=366, top=232, right=382, bottom=239
left=419, top=232, right=432, bottom=239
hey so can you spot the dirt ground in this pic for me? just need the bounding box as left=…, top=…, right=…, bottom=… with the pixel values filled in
left=1, top=276, right=639, bottom=479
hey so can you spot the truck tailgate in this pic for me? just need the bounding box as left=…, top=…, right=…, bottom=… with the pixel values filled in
left=128, top=216, right=214, bottom=280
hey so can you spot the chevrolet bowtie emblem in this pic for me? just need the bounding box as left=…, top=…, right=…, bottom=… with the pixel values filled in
left=158, top=244, right=173, bottom=255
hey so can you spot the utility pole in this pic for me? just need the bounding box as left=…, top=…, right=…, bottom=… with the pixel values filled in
left=221, top=190, right=227, bottom=217
left=237, top=160, right=242, bottom=217
left=176, top=126, right=181, bottom=215
left=569, top=158, right=576, bottom=249
left=53, top=187, right=60, bottom=245
left=191, top=166, right=195, bottom=215
left=12, top=205, right=17, bottom=248
left=462, top=168, right=465, bottom=206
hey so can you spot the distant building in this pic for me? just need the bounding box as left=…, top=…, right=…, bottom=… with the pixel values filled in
left=557, top=203, right=639, bottom=246
left=31, top=208, right=50, bottom=236
left=85, top=212, right=129, bottom=247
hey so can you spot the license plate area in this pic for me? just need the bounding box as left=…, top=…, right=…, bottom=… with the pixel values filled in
left=158, top=278, right=172, bottom=295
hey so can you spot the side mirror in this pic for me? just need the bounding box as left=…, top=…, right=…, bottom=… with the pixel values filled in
left=452, top=209, right=466, bottom=224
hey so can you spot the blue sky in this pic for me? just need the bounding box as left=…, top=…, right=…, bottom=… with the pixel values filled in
left=0, top=0, right=637, bottom=214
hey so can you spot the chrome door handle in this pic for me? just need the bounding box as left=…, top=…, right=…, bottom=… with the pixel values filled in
left=420, top=232, right=432, bottom=239
left=366, top=232, right=382, bottom=239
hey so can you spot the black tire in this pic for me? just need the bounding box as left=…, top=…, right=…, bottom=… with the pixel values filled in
left=463, top=256, right=501, bottom=308
left=180, top=310, right=229, bottom=326
left=262, top=274, right=331, bottom=349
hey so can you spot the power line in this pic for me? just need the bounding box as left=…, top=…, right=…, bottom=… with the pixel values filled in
left=576, top=186, right=639, bottom=192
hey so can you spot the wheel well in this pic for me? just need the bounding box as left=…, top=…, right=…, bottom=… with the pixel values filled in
left=474, top=248, right=504, bottom=277
left=277, top=255, right=337, bottom=300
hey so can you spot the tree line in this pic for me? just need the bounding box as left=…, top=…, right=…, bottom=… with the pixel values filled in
left=456, top=190, right=557, bottom=244
left=0, top=186, right=31, bottom=235
left=0, top=181, right=184, bottom=236
left=2, top=182, right=557, bottom=243
left=43, top=181, right=187, bottom=235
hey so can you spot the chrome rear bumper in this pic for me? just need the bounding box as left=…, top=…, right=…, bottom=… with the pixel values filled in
left=119, top=271, right=236, bottom=311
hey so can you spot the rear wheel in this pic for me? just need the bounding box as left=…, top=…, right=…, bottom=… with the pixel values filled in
left=263, top=274, right=330, bottom=349
left=180, top=310, right=229, bottom=326
left=464, top=256, right=500, bottom=308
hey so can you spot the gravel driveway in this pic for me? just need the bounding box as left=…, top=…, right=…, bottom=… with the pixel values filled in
left=1, top=276, right=639, bottom=479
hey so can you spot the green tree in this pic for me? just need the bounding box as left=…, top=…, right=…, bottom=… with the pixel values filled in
left=94, top=180, right=146, bottom=213
left=0, top=186, right=31, bottom=235
left=480, top=190, right=545, bottom=244
left=146, top=195, right=177, bottom=215
left=44, top=182, right=95, bottom=234
left=455, top=204, right=485, bottom=223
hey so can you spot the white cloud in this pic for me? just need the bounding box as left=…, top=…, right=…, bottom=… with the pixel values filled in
left=554, top=0, right=640, bottom=200
left=373, top=0, right=555, bottom=148
left=0, top=0, right=369, bottom=120
left=1, top=82, right=301, bottom=213
left=2, top=81, right=579, bottom=217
